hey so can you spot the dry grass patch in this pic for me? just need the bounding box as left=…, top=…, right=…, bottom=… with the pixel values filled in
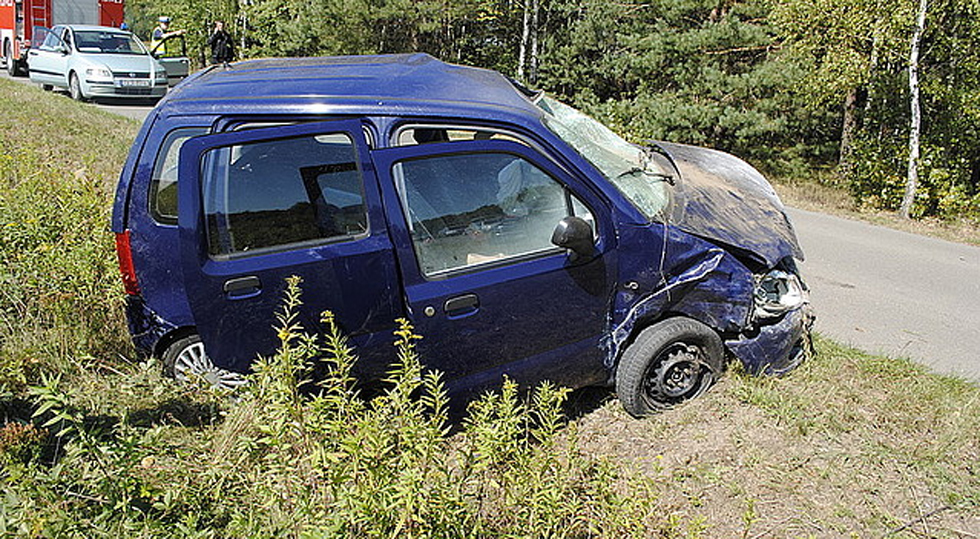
left=572, top=336, right=980, bottom=537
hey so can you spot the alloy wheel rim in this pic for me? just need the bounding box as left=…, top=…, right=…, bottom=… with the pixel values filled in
left=173, top=342, right=248, bottom=390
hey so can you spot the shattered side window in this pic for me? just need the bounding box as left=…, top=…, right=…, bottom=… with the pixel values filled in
left=202, top=133, right=368, bottom=258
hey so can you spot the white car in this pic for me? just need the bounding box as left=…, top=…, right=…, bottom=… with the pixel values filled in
left=28, top=25, right=168, bottom=102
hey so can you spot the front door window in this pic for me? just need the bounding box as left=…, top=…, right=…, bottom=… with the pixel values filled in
left=395, top=152, right=593, bottom=277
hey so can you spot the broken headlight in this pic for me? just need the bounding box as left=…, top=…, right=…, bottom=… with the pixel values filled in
left=754, top=270, right=806, bottom=319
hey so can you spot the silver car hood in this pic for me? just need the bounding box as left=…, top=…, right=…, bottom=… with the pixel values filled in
left=655, top=141, right=804, bottom=268
left=85, top=53, right=160, bottom=73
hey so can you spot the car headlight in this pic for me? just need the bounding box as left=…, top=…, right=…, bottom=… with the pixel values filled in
left=754, top=270, right=806, bottom=319
left=86, top=67, right=113, bottom=80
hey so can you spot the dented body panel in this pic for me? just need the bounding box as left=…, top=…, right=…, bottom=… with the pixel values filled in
left=607, top=219, right=811, bottom=377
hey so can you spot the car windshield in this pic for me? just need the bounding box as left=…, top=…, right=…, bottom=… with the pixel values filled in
left=74, top=31, right=147, bottom=55
left=536, top=95, right=669, bottom=220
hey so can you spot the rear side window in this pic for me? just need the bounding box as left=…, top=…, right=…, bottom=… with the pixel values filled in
left=201, top=133, right=368, bottom=258
left=149, top=127, right=209, bottom=224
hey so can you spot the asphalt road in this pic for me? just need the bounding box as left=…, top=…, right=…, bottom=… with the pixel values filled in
left=4, top=69, right=978, bottom=381
left=789, top=207, right=980, bottom=381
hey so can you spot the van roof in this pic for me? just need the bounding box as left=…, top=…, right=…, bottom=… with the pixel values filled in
left=156, top=53, right=543, bottom=124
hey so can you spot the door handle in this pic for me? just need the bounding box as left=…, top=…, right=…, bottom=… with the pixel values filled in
left=444, top=293, right=479, bottom=318
left=223, top=275, right=261, bottom=299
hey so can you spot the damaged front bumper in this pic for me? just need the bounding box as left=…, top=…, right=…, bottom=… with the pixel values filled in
left=726, top=303, right=815, bottom=375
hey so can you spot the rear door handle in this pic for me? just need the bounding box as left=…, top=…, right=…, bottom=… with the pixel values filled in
left=223, top=275, right=261, bottom=299
left=444, top=293, right=479, bottom=318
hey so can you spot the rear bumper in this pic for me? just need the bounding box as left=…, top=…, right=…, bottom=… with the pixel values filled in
left=124, top=294, right=177, bottom=357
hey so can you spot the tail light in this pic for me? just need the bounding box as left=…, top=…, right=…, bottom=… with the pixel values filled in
left=115, top=231, right=140, bottom=295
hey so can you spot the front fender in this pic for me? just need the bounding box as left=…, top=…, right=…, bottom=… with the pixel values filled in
left=607, top=247, right=756, bottom=368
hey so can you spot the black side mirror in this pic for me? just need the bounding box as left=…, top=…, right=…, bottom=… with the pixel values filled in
left=551, top=216, right=595, bottom=261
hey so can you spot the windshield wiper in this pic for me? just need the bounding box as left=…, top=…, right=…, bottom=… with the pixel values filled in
left=617, top=165, right=675, bottom=185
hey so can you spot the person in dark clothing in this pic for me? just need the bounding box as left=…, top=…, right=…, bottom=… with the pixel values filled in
left=207, top=21, right=234, bottom=65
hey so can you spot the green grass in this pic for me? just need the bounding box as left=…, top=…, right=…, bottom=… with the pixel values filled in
left=1, top=77, right=978, bottom=537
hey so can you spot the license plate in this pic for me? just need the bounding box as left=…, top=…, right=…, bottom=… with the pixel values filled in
left=117, top=79, right=150, bottom=87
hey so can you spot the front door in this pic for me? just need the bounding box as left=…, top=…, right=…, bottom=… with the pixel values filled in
left=27, top=26, right=65, bottom=86
left=177, top=121, right=403, bottom=375
left=372, top=138, right=615, bottom=394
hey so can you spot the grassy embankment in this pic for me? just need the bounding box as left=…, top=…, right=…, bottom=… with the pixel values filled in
left=1, top=77, right=978, bottom=537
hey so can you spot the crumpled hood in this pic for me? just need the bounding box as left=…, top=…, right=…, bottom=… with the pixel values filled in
left=655, top=141, right=804, bottom=268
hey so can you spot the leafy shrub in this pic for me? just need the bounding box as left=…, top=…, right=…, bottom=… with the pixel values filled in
left=1, top=278, right=663, bottom=537
left=0, top=146, right=129, bottom=390
left=0, top=82, right=135, bottom=391
left=0, top=422, right=46, bottom=465
left=847, top=135, right=980, bottom=222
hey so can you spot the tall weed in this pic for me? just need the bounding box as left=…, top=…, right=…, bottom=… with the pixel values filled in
left=0, top=81, right=136, bottom=390
left=1, top=278, right=663, bottom=537
left=0, top=145, right=129, bottom=389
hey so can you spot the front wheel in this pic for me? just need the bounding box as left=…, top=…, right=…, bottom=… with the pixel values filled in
left=616, top=317, right=724, bottom=418
left=161, top=334, right=247, bottom=391
left=69, top=72, right=85, bottom=101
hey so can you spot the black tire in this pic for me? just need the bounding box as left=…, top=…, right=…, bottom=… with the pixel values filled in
left=69, top=72, right=84, bottom=101
left=616, top=317, right=724, bottom=418
left=41, top=84, right=53, bottom=92
left=161, top=334, right=247, bottom=390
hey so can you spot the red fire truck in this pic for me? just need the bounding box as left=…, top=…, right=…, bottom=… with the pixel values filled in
left=1, top=0, right=124, bottom=76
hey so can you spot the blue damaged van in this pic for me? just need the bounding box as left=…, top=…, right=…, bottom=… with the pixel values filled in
left=112, top=54, right=813, bottom=417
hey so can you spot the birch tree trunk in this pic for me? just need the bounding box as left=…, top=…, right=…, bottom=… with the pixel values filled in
left=518, top=0, right=531, bottom=80
left=529, top=0, right=539, bottom=84
left=839, top=88, right=860, bottom=175
left=900, top=0, right=928, bottom=219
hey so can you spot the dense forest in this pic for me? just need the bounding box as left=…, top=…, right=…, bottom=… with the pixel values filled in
left=127, top=0, right=980, bottom=222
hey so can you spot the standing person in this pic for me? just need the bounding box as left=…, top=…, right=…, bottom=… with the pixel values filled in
left=207, top=21, right=234, bottom=65
left=151, top=16, right=185, bottom=56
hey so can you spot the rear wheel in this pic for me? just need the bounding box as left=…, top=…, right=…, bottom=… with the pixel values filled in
left=161, top=334, right=247, bottom=391
left=69, top=72, right=85, bottom=101
left=616, top=317, right=724, bottom=417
